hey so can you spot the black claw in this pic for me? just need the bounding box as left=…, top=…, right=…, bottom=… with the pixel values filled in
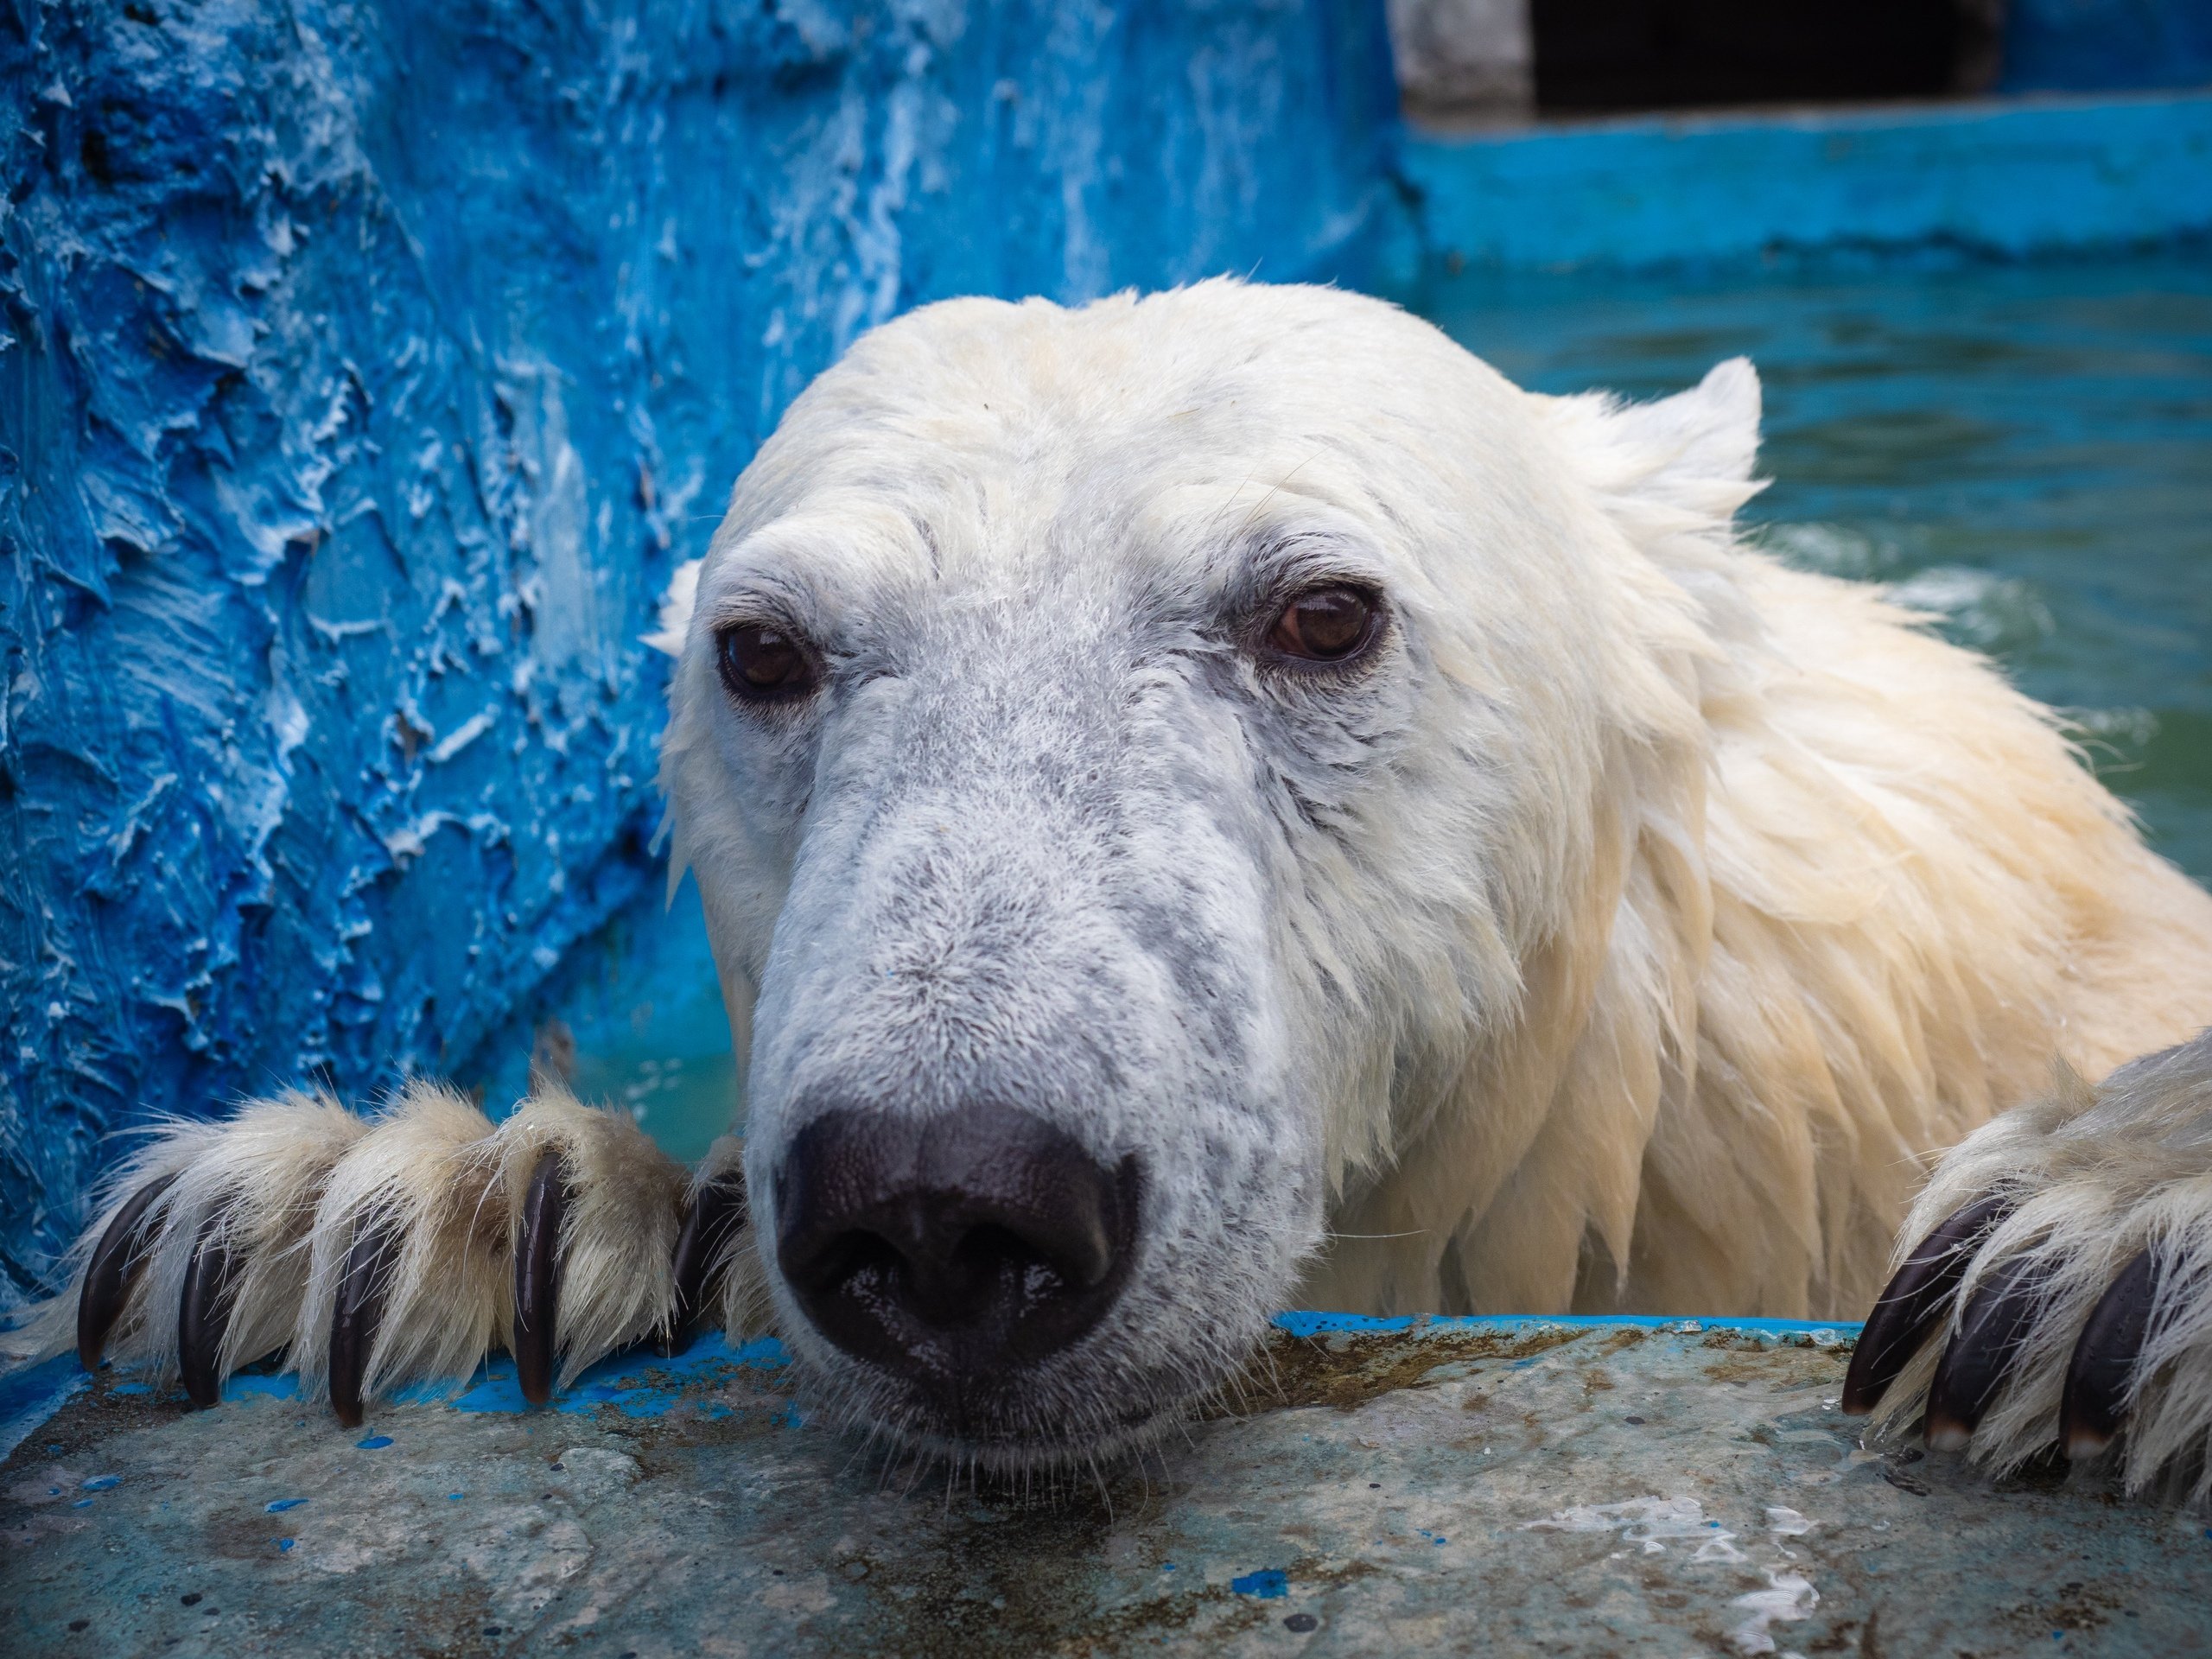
left=76, top=1173, right=179, bottom=1372
left=2059, top=1249, right=2162, bottom=1460
left=1842, top=1195, right=2012, bottom=1414
left=1924, top=1253, right=2047, bottom=1450
left=329, top=1218, right=401, bottom=1429
left=660, top=1172, right=749, bottom=1356
left=177, top=1206, right=241, bottom=1410
left=513, top=1147, right=568, bottom=1407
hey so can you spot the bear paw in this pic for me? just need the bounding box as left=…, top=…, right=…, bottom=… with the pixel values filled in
left=1844, top=1029, right=2212, bottom=1501
left=69, top=1082, right=750, bottom=1426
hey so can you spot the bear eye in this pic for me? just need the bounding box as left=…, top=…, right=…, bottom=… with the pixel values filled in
left=1265, top=586, right=1380, bottom=664
left=715, top=621, right=818, bottom=704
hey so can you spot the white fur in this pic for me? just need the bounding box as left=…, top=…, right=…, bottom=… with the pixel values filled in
left=289, top=1084, right=511, bottom=1397
left=1873, top=1030, right=2212, bottom=1500
left=64, top=1092, right=364, bottom=1382
left=29, top=282, right=2212, bottom=1490
left=36, top=1081, right=684, bottom=1407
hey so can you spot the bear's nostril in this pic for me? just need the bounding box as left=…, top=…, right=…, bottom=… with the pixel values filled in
left=773, top=1103, right=1139, bottom=1383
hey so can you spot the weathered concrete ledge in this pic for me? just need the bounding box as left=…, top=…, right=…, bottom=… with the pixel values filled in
left=4, top=1316, right=2209, bottom=1656
left=1396, top=91, right=2212, bottom=275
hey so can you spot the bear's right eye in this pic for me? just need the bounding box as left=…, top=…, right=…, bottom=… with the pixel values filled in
left=1265, top=585, right=1381, bottom=666
left=715, top=621, right=819, bottom=705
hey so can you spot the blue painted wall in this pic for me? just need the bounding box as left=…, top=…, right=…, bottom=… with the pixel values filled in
left=0, top=0, right=1397, bottom=1300
left=2003, top=0, right=2212, bottom=93
left=1395, top=92, right=2212, bottom=277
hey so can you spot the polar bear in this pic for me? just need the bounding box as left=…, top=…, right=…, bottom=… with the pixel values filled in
left=48, top=281, right=2212, bottom=1497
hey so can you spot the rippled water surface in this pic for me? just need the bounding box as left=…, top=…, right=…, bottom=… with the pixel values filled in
left=1426, top=253, right=2212, bottom=885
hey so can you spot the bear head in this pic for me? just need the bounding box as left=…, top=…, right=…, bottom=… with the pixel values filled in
left=655, top=279, right=1762, bottom=1468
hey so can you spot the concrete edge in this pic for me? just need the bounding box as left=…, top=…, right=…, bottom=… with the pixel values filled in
left=3, top=1313, right=1862, bottom=1465
left=1393, top=88, right=2212, bottom=276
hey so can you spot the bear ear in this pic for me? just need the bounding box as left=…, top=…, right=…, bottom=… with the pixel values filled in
left=644, top=558, right=702, bottom=658
left=1541, top=356, right=1764, bottom=524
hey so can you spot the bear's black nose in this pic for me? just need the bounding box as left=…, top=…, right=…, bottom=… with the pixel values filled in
left=773, top=1103, right=1140, bottom=1387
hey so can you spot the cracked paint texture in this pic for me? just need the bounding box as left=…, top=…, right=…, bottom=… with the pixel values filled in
left=0, top=0, right=1399, bottom=1296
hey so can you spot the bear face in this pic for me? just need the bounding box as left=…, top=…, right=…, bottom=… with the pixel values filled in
left=655, top=281, right=1738, bottom=1462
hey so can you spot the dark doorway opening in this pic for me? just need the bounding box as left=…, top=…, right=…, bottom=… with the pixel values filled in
left=1531, top=0, right=2003, bottom=115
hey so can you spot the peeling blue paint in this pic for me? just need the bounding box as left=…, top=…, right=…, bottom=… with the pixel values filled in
left=0, top=0, right=1398, bottom=1297
left=205, top=1326, right=791, bottom=1418
left=1270, top=1311, right=1861, bottom=1341
left=0, top=1350, right=86, bottom=1463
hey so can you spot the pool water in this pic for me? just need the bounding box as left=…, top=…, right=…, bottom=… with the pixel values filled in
left=1427, top=252, right=2212, bottom=886
left=488, top=254, right=2212, bottom=1160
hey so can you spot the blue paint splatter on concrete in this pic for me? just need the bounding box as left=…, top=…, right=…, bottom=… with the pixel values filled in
left=1272, top=1312, right=1863, bottom=1341
left=265, top=1497, right=308, bottom=1512
left=211, top=1329, right=791, bottom=1419
left=1232, top=1570, right=1288, bottom=1599
left=80, top=1474, right=118, bottom=1491
left=0, top=1355, right=88, bottom=1465
left=355, top=1435, right=392, bottom=1450
left=0, top=0, right=1398, bottom=1300
left=1272, top=1312, right=1420, bottom=1338
left=276, top=1538, right=296, bottom=1553
left=21, top=1319, right=1866, bottom=1452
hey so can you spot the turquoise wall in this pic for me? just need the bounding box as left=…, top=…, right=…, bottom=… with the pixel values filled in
left=1395, top=92, right=2212, bottom=278
left=0, top=0, right=1397, bottom=1300
left=2004, top=0, right=2212, bottom=93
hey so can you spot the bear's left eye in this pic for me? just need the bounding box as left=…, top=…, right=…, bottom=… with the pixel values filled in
left=1265, top=586, right=1381, bottom=665
left=715, top=621, right=819, bottom=705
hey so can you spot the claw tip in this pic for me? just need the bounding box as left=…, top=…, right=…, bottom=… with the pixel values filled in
left=1924, top=1415, right=1972, bottom=1453
left=2064, top=1429, right=2113, bottom=1461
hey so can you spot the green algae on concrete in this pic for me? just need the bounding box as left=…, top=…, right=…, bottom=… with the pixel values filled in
left=4, top=1317, right=2209, bottom=1656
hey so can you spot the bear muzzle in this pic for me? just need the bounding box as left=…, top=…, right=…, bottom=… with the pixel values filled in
left=772, top=1102, right=1142, bottom=1405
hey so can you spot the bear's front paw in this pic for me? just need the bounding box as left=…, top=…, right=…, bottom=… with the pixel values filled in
left=70, top=1083, right=750, bottom=1425
left=1843, top=1030, right=2212, bottom=1500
